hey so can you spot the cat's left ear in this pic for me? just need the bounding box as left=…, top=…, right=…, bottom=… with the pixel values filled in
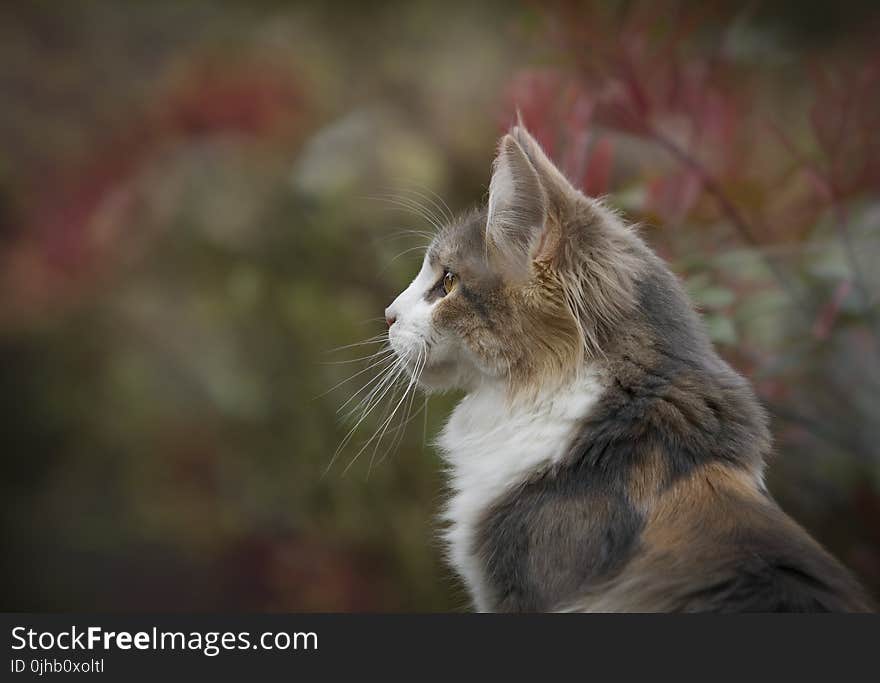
left=485, top=126, right=580, bottom=275
left=485, top=134, right=548, bottom=275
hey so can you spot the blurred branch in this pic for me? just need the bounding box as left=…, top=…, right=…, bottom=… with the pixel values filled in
left=647, top=127, right=813, bottom=323
left=767, top=402, right=872, bottom=462
left=830, top=200, right=879, bottom=326
left=769, top=118, right=880, bottom=342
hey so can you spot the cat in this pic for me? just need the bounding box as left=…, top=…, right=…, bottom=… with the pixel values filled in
left=383, top=124, right=873, bottom=612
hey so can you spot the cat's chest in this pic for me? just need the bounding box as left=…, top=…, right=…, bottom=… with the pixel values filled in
left=437, top=372, right=604, bottom=610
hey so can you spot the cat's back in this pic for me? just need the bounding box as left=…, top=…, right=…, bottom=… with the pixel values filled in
left=575, top=462, right=874, bottom=612
left=473, top=437, right=873, bottom=613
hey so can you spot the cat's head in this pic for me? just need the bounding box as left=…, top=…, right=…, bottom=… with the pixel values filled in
left=385, top=125, right=639, bottom=394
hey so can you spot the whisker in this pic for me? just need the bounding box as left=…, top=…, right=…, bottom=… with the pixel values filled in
left=324, top=357, right=408, bottom=476
left=335, top=364, right=408, bottom=474
left=368, top=195, right=443, bottom=233
left=390, top=183, right=455, bottom=225
left=391, top=180, right=455, bottom=224
left=422, top=394, right=429, bottom=446
left=320, top=345, right=393, bottom=365
left=380, top=229, right=436, bottom=243
left=368, top=349, right=424, bottom=473
left=337, top=354, right=405, bottom=417
left=384, top=192, right=445, bottom=230
left=324, top=334, right=388, bottom=354
left=341, top=355, right=408, bottom=426
left=383, top=245, right=430, bottom=268
left=320, top=353, right=390, bottom=366
left=392, top=347, right=427, bottom=448
left=347, top=349, right=424, bottom=475
left=314, top=351, right=396, bottom=399
left=378, top=192, right=445, bottom=230
left=365, top=381, right=409, bottom=477
left=374, top=341, right=429, bottom=469
left=376, top=350, right=427, bottom=468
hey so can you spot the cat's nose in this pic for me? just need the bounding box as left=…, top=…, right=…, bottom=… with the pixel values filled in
left=385, top=309, right=397, bottom=328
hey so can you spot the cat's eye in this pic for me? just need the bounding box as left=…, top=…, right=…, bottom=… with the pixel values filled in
left=443, top=271, right=458, bottom=295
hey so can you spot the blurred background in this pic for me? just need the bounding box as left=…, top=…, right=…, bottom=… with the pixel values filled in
left=1, top=0, right=878, bottom=611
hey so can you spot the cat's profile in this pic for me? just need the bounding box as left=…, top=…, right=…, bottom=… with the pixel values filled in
left=383, top=124, right=872, bottom=612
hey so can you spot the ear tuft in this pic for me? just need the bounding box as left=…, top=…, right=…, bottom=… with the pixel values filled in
left=508, top=124, right=579, bottom=203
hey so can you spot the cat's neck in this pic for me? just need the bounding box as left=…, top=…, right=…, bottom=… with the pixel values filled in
left=439, top=367, right=605, bottom=494
left=447, top=370, right=603, bottom=437
left=437, top=367, right=605, bottom=611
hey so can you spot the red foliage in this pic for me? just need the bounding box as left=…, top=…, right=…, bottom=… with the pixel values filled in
left=504, top=3, right=880, bottom=232
left=501, top=2, right=880, bottom=357
left=581, top=136, right=614, bottom=198
left=165, top=63, right=302, bottom=137
left=2, top=61, right=305, bottom=323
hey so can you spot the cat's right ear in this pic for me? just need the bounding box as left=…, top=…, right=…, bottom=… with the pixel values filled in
left=485, top=134, right=548, bottom=277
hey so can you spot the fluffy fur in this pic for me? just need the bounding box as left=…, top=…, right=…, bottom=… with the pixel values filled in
left=439, top=369, right=604, bottom=611
left=383, top=125, right=873, bottom=612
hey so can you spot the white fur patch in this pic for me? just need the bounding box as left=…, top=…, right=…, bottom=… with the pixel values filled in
left=387, top=254, right=438, bottom=361
left=438, top=369, right=605, bottom=611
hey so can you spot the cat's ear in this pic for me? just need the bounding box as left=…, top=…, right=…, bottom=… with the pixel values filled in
left=486, top=125, right=584, bottom=275
left=508, top=124, right=579, bottom=205
left=485, top=134, right=548, bottom=274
